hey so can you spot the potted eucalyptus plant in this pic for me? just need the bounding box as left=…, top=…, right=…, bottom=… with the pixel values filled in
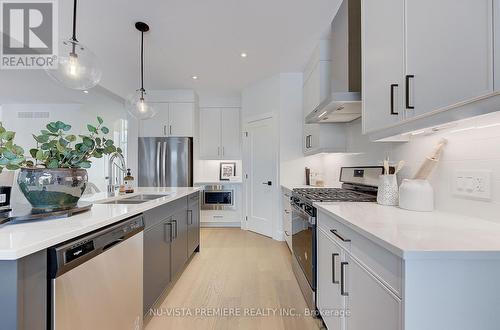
left=0, top=117, right=122, bottom=210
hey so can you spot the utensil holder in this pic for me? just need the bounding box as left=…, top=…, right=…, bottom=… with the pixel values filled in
left=377, top=175, right=399, bottom=206
left=399, top=179, right=434, bottom=212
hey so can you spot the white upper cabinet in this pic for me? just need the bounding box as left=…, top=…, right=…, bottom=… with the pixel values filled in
left=220, top=108, right=241, bottom=159
left=362, top=0, right=494, bottom=137
left=405, top=0, right=493, bottom=118
left=139, top=103, right=170, bottom=137
left=199, top=108, right=221, bottom=159
left=199, top=108, right=241, bottom=160
left=303, top=40, right=332, bottom=118
left=168, top=103, right=195, bottom=137
left=361, top=0, right=405, bottom=133
left=139, top=102, right=195, bottom=137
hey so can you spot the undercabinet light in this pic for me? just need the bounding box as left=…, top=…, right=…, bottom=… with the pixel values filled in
left=318, top=111, right=328, bottom=118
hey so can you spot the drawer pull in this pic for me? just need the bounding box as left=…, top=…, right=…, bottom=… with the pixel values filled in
left=390, top=84, right=398, bottom=115
left=332, top=253, right=339, bottom=284
left=341, top=261, right=349, bottom=296
left=330, top=229, right=351, bottom=242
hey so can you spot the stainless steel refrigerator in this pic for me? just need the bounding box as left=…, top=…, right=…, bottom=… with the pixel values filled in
left=138, top=137, right=193, bottom=187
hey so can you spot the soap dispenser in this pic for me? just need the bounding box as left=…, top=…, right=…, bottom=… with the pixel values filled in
left=124, top=169, right=135, bottom=194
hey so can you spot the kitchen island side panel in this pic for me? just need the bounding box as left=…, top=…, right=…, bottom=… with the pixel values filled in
left=0, top=250, right=47, bottom=330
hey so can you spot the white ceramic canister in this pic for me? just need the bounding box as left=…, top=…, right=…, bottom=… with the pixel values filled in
left=377, top=175, right=399, bottom=206
left=399, top=179, right=434, bottom=212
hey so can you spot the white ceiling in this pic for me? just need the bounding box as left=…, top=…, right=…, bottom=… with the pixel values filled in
left=67, top=0, right=339, bottom=98
left=0, top=0, right=340, bottom=103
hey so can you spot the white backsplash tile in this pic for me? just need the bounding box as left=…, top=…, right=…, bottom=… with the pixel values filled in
left=281, top=111, right=500, bottom=223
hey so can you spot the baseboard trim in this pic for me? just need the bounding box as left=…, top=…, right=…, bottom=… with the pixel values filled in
left=201, top=222, right=241, bottom=228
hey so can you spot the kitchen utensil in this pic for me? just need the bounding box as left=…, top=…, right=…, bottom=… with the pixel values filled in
left=414, top=138, right=447, bottom=180
left=377, top=175, right=399, bottom=206
left=383, top=157, right=389, bottom=174
left=399, top=179, right=434, bottom=212
left=394, top=160, right=405, bottom=175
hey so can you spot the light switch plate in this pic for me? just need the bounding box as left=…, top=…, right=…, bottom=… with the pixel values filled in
left=452, top=170, right=492, bottom=200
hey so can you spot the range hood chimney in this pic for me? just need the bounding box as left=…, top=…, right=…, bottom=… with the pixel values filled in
left=306, top=0, right=361, bottom=123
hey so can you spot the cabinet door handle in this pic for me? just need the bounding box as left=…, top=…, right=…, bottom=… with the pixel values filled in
left=340, top=261, right=349, bottom=296
left=405, top=75, right=415, bottom=110
left=187, top=209, right=193, bottom=225
left=332, top=253, right=339, bottom=284
left=330, top=229, right=351, bottom=242
left=163, top=125, right=167, bottom=135
left=222, top=147, right=225, bottom=156
left=390, top=84, right=398, bottom=115
left=164, top=222, right=173, bottom=243
left=169, top=125, right=173, bottom=135
left=284, top=230, right=290, bottom=236
left=171, top=219, right=178, bottom=239
left=217, top=147, right=220, bottom=156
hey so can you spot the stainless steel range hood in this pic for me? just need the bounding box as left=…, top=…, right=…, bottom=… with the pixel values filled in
left=306, top=0, right=361, bottom=123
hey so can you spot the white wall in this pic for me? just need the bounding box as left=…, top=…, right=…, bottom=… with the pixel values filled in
left=0, top=100, right=128, bottom=201
left=287, top=111, right=500, bottom=223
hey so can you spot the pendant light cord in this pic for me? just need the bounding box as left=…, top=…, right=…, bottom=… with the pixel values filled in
left=140, top=31, right=145, bottom=94
left=70, top=0, right=78, bottom=56
left=71, top=0, right=78, bottom=42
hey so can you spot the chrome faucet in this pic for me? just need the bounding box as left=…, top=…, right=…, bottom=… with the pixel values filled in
left=107, top=153, right=126, bottom=193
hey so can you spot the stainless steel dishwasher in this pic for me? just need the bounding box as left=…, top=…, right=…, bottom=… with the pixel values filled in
left=48, top=215, right=144, bottom=330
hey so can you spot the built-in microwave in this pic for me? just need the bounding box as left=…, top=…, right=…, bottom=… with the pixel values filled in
left=201, top=185, right=236, bottom=210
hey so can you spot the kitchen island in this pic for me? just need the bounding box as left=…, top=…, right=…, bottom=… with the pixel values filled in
left=0, top=187, right=201, bottom=330
left=315, top=202, right=500, bottom=330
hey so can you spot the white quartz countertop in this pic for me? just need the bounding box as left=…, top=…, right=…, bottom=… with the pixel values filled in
left=0, top=187, right=200, bottom=260
left=315, top=202, right=500, bottom=259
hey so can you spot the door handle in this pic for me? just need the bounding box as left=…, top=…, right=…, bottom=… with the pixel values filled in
left=187, top=209, right=193, bottom=225
left=330, top=229, right=351, bottom=242
left=390, top=84, right=398, bottom=115
left=340, top=261, right=349, bottom=296
left=164, top=222, right=173, bottom=243
left=284, top=230, right=290, bottom=236
left=262, top=181, right=272, bottom=186
left=405, top=75, right=415, bottom=110
left=163, top=125, right=167, bottom=136
left=217, top=147, right=220, bottom=156
left=169, top=125, right=172, bottom=135
left=222, top=147, right=225, bottom=157
left=156, top=142, right=161, bottom=187
left=171, top=219, right=178, bottom=239
left=332, top=253, right=339, bottom=284
left=162, top=142, right=167, bottom=187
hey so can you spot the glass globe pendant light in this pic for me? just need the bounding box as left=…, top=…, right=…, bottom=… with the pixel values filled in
left=46, top=0, right=102, bottom=90
left=126, top=22, right=156, bottom=120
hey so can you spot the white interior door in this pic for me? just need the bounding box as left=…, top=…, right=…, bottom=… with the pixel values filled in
left=244, top=118, right=276, bottom=238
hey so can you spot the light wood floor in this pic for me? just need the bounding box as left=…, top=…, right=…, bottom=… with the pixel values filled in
left=145, top=228, right=322, bottom=330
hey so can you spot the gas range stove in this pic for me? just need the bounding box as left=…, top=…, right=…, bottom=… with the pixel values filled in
left=289, top=166, right=383, bottom=312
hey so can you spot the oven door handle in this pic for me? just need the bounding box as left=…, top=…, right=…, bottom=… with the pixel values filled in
left=291, top=203, right=316, bottom=225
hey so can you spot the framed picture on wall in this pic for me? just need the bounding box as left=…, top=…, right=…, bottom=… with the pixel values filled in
left=220, top=162, right=236, bottom=181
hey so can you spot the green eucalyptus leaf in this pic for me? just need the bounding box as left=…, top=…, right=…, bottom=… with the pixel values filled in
left=66, top=135, right=76, bottom=142
left=37, top=134, right=49, bottom=143
left=59, top=138, right=69, bottom=147
left=116, top=147, right=123, bottom=154
left=104, top=139, right=113, bottom=147
left=97, top=116, right=103, bottom=125
left=35, top=150, right=44, bottom=161
left=87, top=125, right=97, bottom=133
left=3, top=150, right=16, bottom=160
left=55, top=121, right=66, bottom=130
left=77, top=161, right=91, bottom=168
left=5, top=164, right=20, bottom=171
left=40, top=143, right=51, bottom=150
left=101, top=127, right=109, bottom=134
left=82, top=137, right=94, bottom=147
left=29, top=149, right=38, bottom=158
left=0, top=158, right=9, bottom=165
left=63, top=124, right=71, bottom=131
left=47, top=159, right=59, bottom=168
left=0, top=126, right=5, bottom=134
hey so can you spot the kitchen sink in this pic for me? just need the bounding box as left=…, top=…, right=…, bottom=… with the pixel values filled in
left=123, top=194, right=169, bottom=201
left=98, top=194, right=170, bottom=205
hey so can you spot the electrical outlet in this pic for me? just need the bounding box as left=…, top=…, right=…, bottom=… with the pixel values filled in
left=452, top=170, right=492, bottom=200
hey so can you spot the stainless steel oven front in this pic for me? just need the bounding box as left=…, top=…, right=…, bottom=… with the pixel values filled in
left=291, top=197, right=317, bottom=311
left=201, top=185, right=236, bottom=210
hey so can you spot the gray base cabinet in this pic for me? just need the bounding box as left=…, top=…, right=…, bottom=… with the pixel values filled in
left=170, top=206, right=188, bottom=278
left=187, top=193, right=200, bottom=255
left=143, top=219, right=172, bottom=315
left=143, top=193, right=201, bottom=316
